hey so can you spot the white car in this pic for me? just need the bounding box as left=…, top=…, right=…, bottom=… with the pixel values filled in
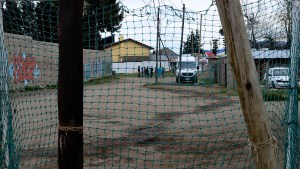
left=264, top=67, right=289, bottom=89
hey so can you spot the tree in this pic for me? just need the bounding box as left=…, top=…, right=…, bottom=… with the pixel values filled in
left=264, top=35, right=276, bottom=50
left=35, top=1, right=59, bottom=43
left=219, top=28, right=226, bottom=54
left=182, top=30, right=203, bottom=54
left=212, top=39, right=219, bottom=55
left=82, top=0, right=124, bottom=49
left=3, top=2, right=22, bottom=34
left=2, top=0, right=123, bottom=47
left=243, top=1, right=262, bottom=50
left=277, top=0, right=292, bottom=49
left=244, top=13, right=258, bottom=49
left=20, top=1, right=36, bottom=37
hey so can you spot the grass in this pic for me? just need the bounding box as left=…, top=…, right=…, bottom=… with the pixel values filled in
left=262, top=89, right=289, bottom=101
left=20, top=76, right=119, bottom=92
left=84, top=75, right=119, bottom=85
left=23, top=86, right=43, bottom=91
left=46, top=84, right=58, bottom=89
left=219, top=88, right=239, bottom=96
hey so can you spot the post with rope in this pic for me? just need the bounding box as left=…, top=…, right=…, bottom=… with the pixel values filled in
left=58, top=0, right=84, bottom=168
left=215, top=0, right=278, bottom=169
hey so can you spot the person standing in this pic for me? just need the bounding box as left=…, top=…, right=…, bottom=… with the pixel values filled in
left=137, top=66, right=141, bottom=77
left=162, top=67, right=165, bottom=78
left=145, top=67, right=149, bottom=78
left=150, top=66, right=153, bottom=78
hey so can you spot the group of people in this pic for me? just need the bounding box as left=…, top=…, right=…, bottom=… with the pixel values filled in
left=137, top=66, right=165, bottom=78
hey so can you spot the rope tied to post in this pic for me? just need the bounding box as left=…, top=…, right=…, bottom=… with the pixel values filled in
left=248, top=136, right=278, bottom=162
left=58, top=126, right=84, bottom=135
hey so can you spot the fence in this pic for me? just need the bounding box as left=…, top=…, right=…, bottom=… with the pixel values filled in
left=0, top=0, right=299, bottom=168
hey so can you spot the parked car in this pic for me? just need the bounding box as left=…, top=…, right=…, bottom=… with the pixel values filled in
left=175, top=54, right=198, bottom=83
left=264, top=67, right=289, bottom=89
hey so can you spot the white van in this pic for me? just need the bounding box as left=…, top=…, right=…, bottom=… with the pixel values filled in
left=264, top=67, right=289, bottom=88
left=176, top=54, right=198, bottom=83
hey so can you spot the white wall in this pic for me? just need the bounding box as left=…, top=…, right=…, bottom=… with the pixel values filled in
left=112, top=61, right=170, bottom=74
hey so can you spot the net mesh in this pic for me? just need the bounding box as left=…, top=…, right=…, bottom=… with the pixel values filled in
left=0, top=0, right=299, bottom=168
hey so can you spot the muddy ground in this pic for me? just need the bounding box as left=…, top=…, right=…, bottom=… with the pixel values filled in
left=11, top=75, right=289, bottom=168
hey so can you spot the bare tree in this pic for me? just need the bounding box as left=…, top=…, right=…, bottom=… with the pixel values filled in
left=243, top=1, right=261, bottom=49
left=277, top=0, right=292, bottom=48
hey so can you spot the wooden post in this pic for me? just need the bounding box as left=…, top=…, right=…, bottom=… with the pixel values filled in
left=215, top=1, right=278, bottom=169
left=58, top=1, right=84, bottom=169
left=265, top=61, right=269, bottom=92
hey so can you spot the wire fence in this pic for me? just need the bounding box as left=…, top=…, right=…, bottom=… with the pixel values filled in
left=0, top=0, right=299, bottom=168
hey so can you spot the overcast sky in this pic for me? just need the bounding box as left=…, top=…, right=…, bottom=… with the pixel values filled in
left=120, top=0, right=214, bottom=12
left=111, top=0, right=266, bottom=53
left=111, top=0, right=220, bottom=53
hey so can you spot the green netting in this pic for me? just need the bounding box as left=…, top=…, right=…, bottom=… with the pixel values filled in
left=0, top=0, right=299, bottom=168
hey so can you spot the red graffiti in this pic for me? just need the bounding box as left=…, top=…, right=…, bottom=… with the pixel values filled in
left=13, top=55, right=37, bottom=83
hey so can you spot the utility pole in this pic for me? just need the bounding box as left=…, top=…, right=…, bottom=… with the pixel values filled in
left=178, top=4, right=185, bottom=85
left=198, top=14, right=203, bottom=72
left=191, top=31, right=194, bottom=55
left=158, top=7, right=162, bottom=68
left=58, top=1, right=84, bottom=169
left=155, top=7, right=160, bottom=83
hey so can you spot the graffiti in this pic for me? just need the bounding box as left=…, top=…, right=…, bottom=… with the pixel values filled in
left=9, top=52, right=40, bottom=85
left=84, top=59, right=106, bottom=81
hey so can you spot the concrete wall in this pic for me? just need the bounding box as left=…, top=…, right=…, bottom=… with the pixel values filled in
left=4, top=33, right=112, bottom=89
left=112, top=61, right=170, bottom=74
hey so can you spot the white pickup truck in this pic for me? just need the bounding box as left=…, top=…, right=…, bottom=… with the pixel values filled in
left=264, top=67, right=289, bottom=88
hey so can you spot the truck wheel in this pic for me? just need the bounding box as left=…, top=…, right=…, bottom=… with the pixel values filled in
left=272, top=81, right=276, bottom=88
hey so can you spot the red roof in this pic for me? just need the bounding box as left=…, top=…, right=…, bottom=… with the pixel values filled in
left=205, top=51, right=215, bottom=57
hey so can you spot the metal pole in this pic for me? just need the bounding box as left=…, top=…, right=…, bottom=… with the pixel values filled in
left=155, top=7, right=160, bottom=83
left=0, top=2, right=7, bottom=167
left=191, top=31, right=194, bottom=54
left=58, top=1, right=83, bottom=169
left=198, top=14, right=203, bottom=72
left=286, top=1, right=299, bottom=168
left=0, top=3, right=16, bottom=168
left=178, top=4, right=185, bottom=85
left=265, top=61, right=269, bottom=92
left=158, top=7, right=161, bottom=68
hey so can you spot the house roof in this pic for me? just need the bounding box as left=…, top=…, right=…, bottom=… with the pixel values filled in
left=103, top=38, right=154, bottom=49
left=158, top=47, right=178, bottom=60
left=252, top=50, right=290, bottom=59
left=159, top=48, right=178, bottom=55
left=205, top=51, right=217, bottom=58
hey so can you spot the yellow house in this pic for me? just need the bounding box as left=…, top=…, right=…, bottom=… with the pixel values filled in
left=103, top=35, right=153, bottom=62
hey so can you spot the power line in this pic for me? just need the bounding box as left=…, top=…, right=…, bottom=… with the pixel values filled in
left=141, top=0, right=152, bottom=6
left=166, top=0, right=179, bottom=10
left=180, top=0, right=184, bottom=6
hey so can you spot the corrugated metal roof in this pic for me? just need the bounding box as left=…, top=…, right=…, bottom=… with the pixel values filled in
left=252, top=50, right=290, bottom=59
